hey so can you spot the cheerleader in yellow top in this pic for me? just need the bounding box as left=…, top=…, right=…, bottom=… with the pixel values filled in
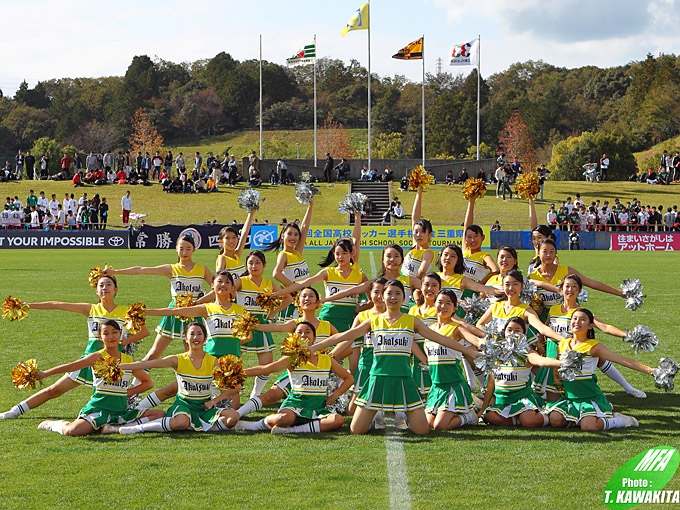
left=527, top=197, right=558, bottom=273
left=104, top=234, right=211, bottom=360
left=111, top=322, right=240, bottom=435
left=235, top=250, right=292, bottom=398
left=401, top=186, right=434, bottom=279
left=36, top=320, right=159, bottom=436
left=0, top=274, right=150, bottom=421
left=234, top=321, right=353, bottom=434
left=268, top=200, right=314, bottom=320
left=236, top=287, right=339, bottom=419
left=135, top=271, right=248, bottom=413
left=461, top=196, right=499, bottom=284
left=546, top=309, right=658, bottom=431
left=309, top=280, right=481, bottom=435
left=215, top=208, right=256, bottom=275
left=532, top=274, right=646, bottom=401
left=409, top=273, right=441, bottom=401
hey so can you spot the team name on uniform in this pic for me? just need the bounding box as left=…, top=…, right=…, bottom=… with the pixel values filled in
left=174, top=281, right=203, bottom=294
left=300, top=375, right=328, bottom=387
left=213, top=317, right=234, bottom=329
left=293, top=267, right=309, bottom=279
left=375, top=334, right=410, bottom=347
left=181, top=381, right=211, bottom=392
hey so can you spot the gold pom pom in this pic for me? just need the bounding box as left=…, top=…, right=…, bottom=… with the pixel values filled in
left=232, top=312, right=259, bottom=341
left=408, top=165, right=434, bottom=190
left=11, top=359, right=42, bottom=389
left=255, top=291, right=282, bottom=313
left=2, top=296, right=30, bottom=321
left=462, top=177, right=487, bottom=201
left=124, top=302, right=146, bottom=335
left=530, top=297, right=546, bottom=316
left=515, top=171, right=541, bottom=200
left=281, top=333, right=311, bottom=369
left=93, top=356, right=122, bottom=384
left=88, top=265, right=113, bottom=288
left=213, top=355, right=246, bottom=389
left=173, top=293, right=196, bottom=321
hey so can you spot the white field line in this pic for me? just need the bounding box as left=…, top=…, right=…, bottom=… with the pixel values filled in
left=369, top=250, right=377, bottom=278
left=385, top=416, right=412, bottom=510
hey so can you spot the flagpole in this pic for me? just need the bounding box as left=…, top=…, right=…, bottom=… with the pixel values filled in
left=367, top=1, right=372, bottom=172
left=259, top=34, right=263, bottom=160
left=476, top=34, right=480, bottom=161
left=313, top=34, right=318, bottom=167
left=421, top=34, right=425, bottom=167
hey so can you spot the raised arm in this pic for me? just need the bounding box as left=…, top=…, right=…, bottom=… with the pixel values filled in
left=590, top=343, right=655, bottom=375
left=105, top=265, right=173, bottom=278
left=120, top=355, right=178, bottom=372
left=320, top=280, right=371, bottom=304
left=461, top=197, right=476, bottom=252
left=26, top=301, right=91, bottom=315
left=37, top=352, right=101, bottom=380
left=352, top=212, right=362, bottom=262
left=529, top=197, right=538, bottom=231
left=244, top=356, right=292, bottom=377
left=524, top=308, right=565, bottom=342
left=273, top=268, right=328, bottom=297
left=297, top=201, right=314, bottom=253
left=236, top=208, right=257, bottom=256
left=308, top=318, right=372, bottom=353
left=411, top=186, right=423, bottom=230
left=415, top=318, right=480, bottom=358
left=567, top=267, right=624, bottom=298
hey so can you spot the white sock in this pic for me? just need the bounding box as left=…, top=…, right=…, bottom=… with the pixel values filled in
left=275, top=421, right=321, bottom=434
left=542, top=414, right=550, bottom=427
left=602, top=416, right=625, bottom=430
left=237, top=397, right=262, bottom=417
left=43, top=420, right=70, bottom=434
left=234, top=418, right=271, bottom=431
left=209, top=419, right=231, bottom=432
left=121, top=417, right=173, bottom=434
left=462, top=359, right=478, bottom=391
left=459, top=411, right=478, bottom=427
left=135, top=391, right=162, bottom=411
left=250, top=376, right=270, bottom=399
left=511, top=416, right=520, bottom=426
left=599, top=361, right=635, bottom=393
left=1, top=401, right=30, bottom=419
left=395, top=411, right=407, bottom=423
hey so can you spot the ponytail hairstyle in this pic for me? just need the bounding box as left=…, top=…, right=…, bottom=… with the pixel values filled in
left=95, top=274, right=118, bottom=303
left=264, top=222, right=301, bottom=252
left=370, top=277, right=388, bottom=294
left=574, top=308, right=596, bottom=339
left=411, top=218, right=433, bottom=249
left=217, top=226, right=240, bottom=255
left=436, top=244, right=465, bottom=274
left=243, top=250, right=266, bottom=275
left=378, top=244, right=404, bottom=277
left=538, top=238, right=557, bottom=255
left=319, top=238, right=354, bottom=267
left=560, top=273, right=583, bottom=291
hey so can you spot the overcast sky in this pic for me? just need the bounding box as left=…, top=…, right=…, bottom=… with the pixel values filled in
left=1, top=0, right=678, bottom=96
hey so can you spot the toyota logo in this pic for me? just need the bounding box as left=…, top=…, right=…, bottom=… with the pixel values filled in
left=179, top=228, right=202, bottom=248
left=108, top=236, right=125, bottom=247
left=253, top=229, right=276, bottom=246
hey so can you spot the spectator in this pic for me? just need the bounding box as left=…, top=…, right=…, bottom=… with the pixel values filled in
left=26, top=190, right=38, bottom=209
left=116, top=167, right=127, bottom=184
left=427, top=169, right=437, bottom=184
left=369, top=167, right=379, bottom=181
left=106, top=168, right=116, bottom=184
left=151, top=151, right=163, bottom=180
left=141, top=152, right=152, bottom=180
left=86, top=151, right=98, bottom=172
left=248, top=167, right=262, bottom=188
left=43, top=211, right=55, bottom=231
left=66, top=209, right=77, bottom=230
left=164, top=150, right=173, bottom=177
left=30, top=206, right=40, bottom=229
left=102, top=150, right=113, bottom=174
left=501, top=165, right=513, bottom=200
left=277, top=159, right=288, bottom=184
left=227, top=155, right=239, bottom=186
left=175, top=152, right=185, bottom=176
left=60, top=153, right=71, bottom=177
left=618, top=208, right=629, bottom=231
left=210, top=163, right=220, bottom=191
left=496, top=152, right=507, bottom=168
left=546, top=204, right=557, bottom=229
left=121, top=190, right=132, bottom=224
left=477, top=168, right=486, bottom=182
left=491, top=220, right=501, bottom=231
left=445, top=170, right=454, bottom=185
left=248, top=150, right=259, bottom=174
left=195, top=176, right=206, bottom=193
left=269, top=166, right=280, bottom=185
left=599, top=153, right=609, bottom=181
left=556, top=206, right=568, bottom=232
left=649, top=206, right=661, bottom=232
left=360, top=164, right=370, bottom=181
left=382, top=165, right=394, bottom=182
left=48, top=194, right=59, bottom=217
left=658, top=166, right=671, bottom=185
left=1, top=161, right=11, bottom=181
left=494, top=164, right=504, bottom=198
left=15, top=150, right=24, bottom=180
left=537, top=164, right=549, bottom=200
left=39, top=155, right=49, bottom=179
left=55, top=204, right=65, bottom=230
left=363, top=197, right=375, bottom=216
left=98, top=198, right=108, bottom=229
left=399, top=174, right=409, bottom=192
left=646, top=168, right=658, bottom=184
left=335, top=158, right=350, bottom=181
left=568, top=207, right=580, bottom=231
left=458, top=167, right=469, bottom=184
left=24, top=150, right=35, bottom=181
left=664, top=208, right=675, bottom=231
left=323, top=153, right=334, bottom=183
left=393, top=201, right=405, bottom=219
left=510, top=157, right=522, bottom=180
left=135, top=151, right=143, bottom=174
left=672, top=152, right=680, bottom=182
left=89, top=201, right=99, bottom=230
left=115, top=151, right=125, bottom=175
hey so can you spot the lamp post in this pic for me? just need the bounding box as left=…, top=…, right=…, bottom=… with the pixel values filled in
left=295, top=143, right=300, bottom=160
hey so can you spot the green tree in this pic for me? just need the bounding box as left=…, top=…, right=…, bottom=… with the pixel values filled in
left=30, top=137, right=62, bottom=176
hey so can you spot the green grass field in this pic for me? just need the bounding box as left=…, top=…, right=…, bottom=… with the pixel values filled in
left=0, top=248, right=678, bottom=509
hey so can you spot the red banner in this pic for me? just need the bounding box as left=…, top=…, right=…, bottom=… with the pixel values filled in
left=610, top=233, right=680, bottom=251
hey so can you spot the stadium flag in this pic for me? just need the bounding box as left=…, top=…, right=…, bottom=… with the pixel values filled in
left=286, top=40, right=316, bottom=67
left=449, top=39, right=479, bottom=66
left=392, top=37, right=423, bottom=60
left=342, top=3, right=369, bottom=37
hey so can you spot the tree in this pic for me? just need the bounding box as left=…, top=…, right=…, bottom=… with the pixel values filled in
left=498, top=110, right=536, bottom=170
left=30, top=137, right=62, bottom=176
left=62, top=120, right=119, bottom=152
left=1, top=105, right=57, bottom=148
left=317, top=113, right=355, bottom=159
left=128, top=108, right=164, bottom=154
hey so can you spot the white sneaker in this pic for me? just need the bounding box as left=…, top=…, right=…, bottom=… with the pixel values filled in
left=394, top=415, right=409, bottom=430
left=626, top=387, right=647, bottom=399
left=0, top=412, right=12, bottom=421
left=270, top=425, right=287, bottom=434
left=472, top=395, right=484, bottom=412
left=374, top=411, right=387, bottom=430
left=614, top=412, right=639, bottom=428
left=100, top=424, right=122, bottom=434
left=38, top=420, right=68, bottom=432
left=119, top=425, right=142, bottom=435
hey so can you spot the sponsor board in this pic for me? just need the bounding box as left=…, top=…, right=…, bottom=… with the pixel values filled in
left=0, top=230, right=129, bottom=249
left=611, top=233, right=680, bottom=251
left=130, top=224, right=245, bottom=249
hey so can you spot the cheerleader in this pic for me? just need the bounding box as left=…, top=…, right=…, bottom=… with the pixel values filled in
left=528, top=198, right=558, bottom=273
left=473, top=318, right=558, bottom=427
left=104, top=234, right=211, bottom=360
left=215, top=208, right=256, bottom=275
left=546, top=309, right=657, bottom=431
left=437, top=244, right=506, bottom=302
left=234, top=321, right=353, bottom=434
left=268, top=201, right=313, bottom=320
left=134, top=270, right=248, bottom=412
left=532, top=274, right=646, bottom=400
left=401, top=185, right=435, bottom=279
left=424, top=289, right=480, bottom=430
left=235, top=250, right=292, bottom=398
left=461, top=197, right=499, bottom=284
left=37, top=320, right=160, bottom=435
left=310, top=280, right=481, bottom=436
left=236, top=287, right=339, bottom=419
left=0, top=274, right=150, bottom=421
left=109, top=322, right=240, bottom=435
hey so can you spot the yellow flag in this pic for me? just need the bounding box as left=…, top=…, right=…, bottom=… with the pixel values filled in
left=392, top=37, right=423, bottom=60
left=341, top=3, right=369, bottom=37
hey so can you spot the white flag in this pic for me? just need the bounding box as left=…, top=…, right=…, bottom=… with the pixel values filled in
left=286, top=40, right=316, bottom=67
left=449, top=39, right=479, bottom=66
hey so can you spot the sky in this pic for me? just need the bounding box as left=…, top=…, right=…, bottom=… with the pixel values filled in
left=1, top=0, right=678, bottom=96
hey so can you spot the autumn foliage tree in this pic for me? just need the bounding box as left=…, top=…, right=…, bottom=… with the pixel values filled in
left=498, top=110, right=536, bottom=170
left=129, top=108, right=164, bottom=154
left=318, top=113, right=355, bottom=159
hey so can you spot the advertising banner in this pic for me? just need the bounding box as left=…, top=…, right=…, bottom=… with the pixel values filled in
left=610, top=233, right=679, bottom=251
left=0, top=230, right=129, bottom=249
left=130, top=224, right=235, bottom=250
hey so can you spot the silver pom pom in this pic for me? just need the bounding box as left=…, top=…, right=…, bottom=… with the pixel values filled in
left=126, top=394, right=141, bottom=410
left=577, top=289, right=588, bottom=303
left=122, top=341, right=138, bottom=356
left=338, top=193, right=368, bottom=215
left=498, top=333, right=530, bottom=367
left=519, top=280, right=537, bottom=305
left=461, top=294, right=490, bottom=324
left=294, top=182, right=321, bottom=205
left=484, top=318, right=506, bottom=338
left=558, top=350, right=586, bottom=382
left=654, top=358, right=678, bottom=392
left=620, top=278, right=645, bottom=311
left=623, top=325, right=659, bottom=354
left=475, top=339, right=499, bottom=372
left=326, top=373, right=350, bottom=414
left=238, top=189, right=264, bottom=212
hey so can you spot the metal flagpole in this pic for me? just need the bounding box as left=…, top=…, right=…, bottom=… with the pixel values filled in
left=313, top=34, right=318, bottom=167
left=476, top=35, right=480, bottom=161
left=367, top=1, right=372, bottom=171
left=421, top=35, right=425, bottom=167
left=259, top=35, right=263, bottom=159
